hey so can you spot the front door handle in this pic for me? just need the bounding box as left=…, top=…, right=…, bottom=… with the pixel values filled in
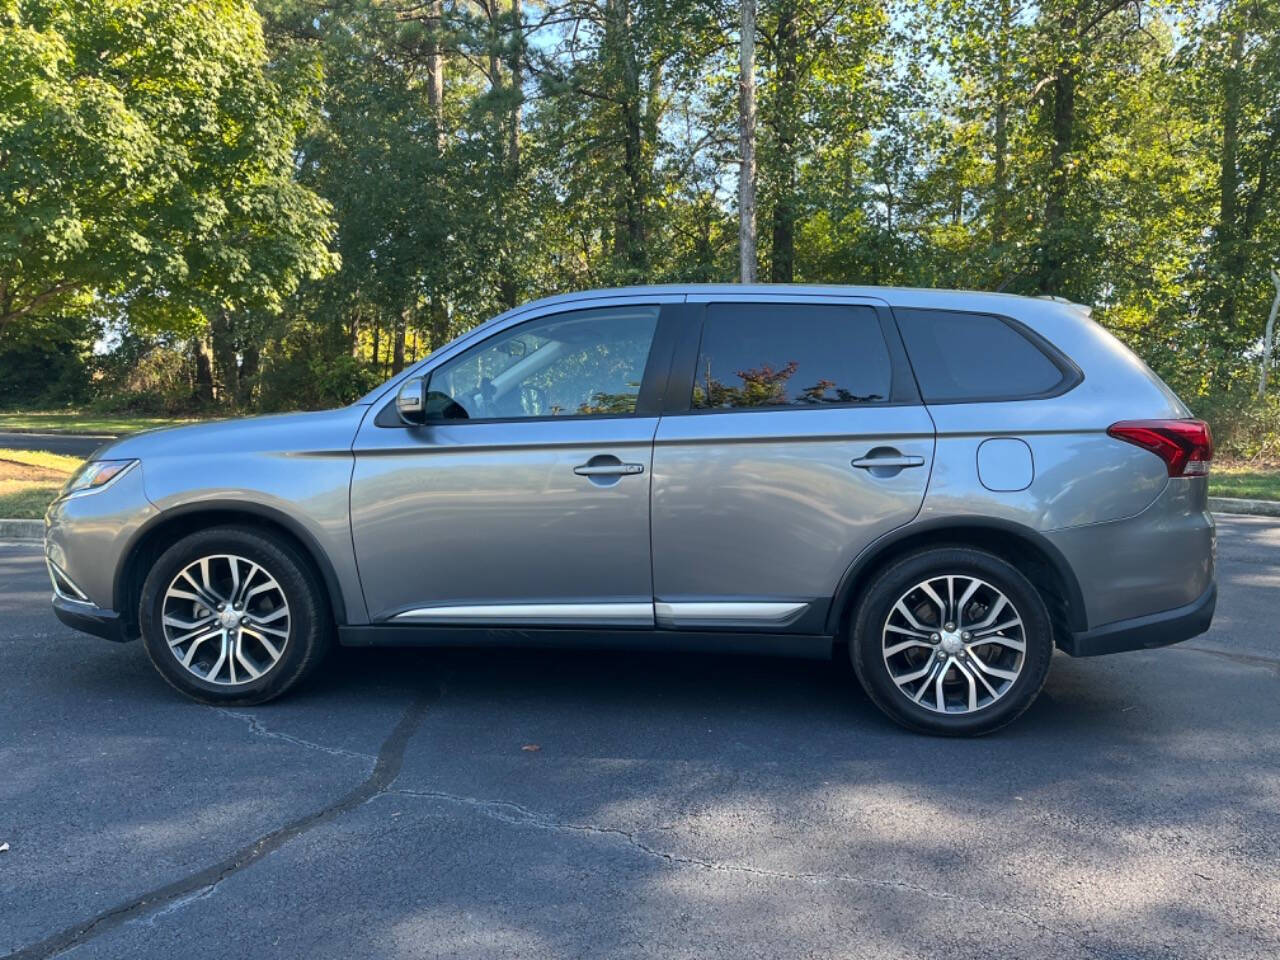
left=574, top=462, right=645, bottom=477
left=851, top=454, right=925, bottom=470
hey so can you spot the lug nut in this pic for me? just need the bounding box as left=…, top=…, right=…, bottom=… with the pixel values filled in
left=930, top=633, right=940, bottom=641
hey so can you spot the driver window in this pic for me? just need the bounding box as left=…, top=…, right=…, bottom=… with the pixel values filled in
left=427, top=306, right=660, bottom=421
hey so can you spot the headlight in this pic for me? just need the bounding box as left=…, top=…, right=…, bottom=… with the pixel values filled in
left=62, top=459, right=139, bottom=498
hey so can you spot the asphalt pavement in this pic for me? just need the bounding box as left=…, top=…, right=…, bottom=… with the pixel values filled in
left=2, top=517, right=1278, bottom=959
left=0, top=434, right=112, bottom=458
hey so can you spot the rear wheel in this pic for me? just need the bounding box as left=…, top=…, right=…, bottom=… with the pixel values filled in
left=139, top=526, right=332, bottom=705
left=849, top=547, right=1054, bottom=736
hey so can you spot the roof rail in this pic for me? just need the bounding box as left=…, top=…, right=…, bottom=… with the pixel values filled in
left=1036, top=294, right=1093, bottom=318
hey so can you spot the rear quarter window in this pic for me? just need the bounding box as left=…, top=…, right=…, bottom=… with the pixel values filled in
left=894, top=308, right=1079, bottom=402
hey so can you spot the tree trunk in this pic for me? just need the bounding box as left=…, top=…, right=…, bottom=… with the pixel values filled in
left=508, top=0, right=522, bottom=170
left=427, top=0, right=445, bottom=150
left=768, top=0, right=799, bottom=284
left=606, top=0, right=646, bottom=273
left=1262, top=269, right=1280, bottom=398
left=238, top=344, right=259, bottom=408
left=193, top=339, right=214, bottom=406
left=1216, top=22, right=1244, bottom=334
left=209, top=310, right=239, bottom=408
left=991, top=0, right=1012, bottom=249
left=738, top=0, right=758, bottom=283
left=392, top=313, right=407, bottom=374
left=497, top=0, right=522, bottom=311
left=1038, top=64, right=1075, bottom=295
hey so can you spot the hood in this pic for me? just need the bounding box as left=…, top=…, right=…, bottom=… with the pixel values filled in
left=93, top=405, right=371, bottom=461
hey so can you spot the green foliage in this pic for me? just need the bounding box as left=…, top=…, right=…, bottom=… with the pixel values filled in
left=0, top=0, right=1276, bottom=467
left=0, top=0, right=338, bottom=338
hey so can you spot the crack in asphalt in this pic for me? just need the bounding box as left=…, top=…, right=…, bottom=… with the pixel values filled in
left=1182, top=644, right=1280, bottom=677
left=387, top=787, right=1102, bottom=955
left=210, top=708, right=379, bottom=766
left=3, top=692, right=437, bottom=960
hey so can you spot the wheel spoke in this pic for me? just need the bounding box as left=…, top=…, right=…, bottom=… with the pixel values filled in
left=970, top=632, right=1025, bottom=654
left=234, top=636, right=262, bottom=680
left=918, top=581, right=948, bottom=623
left=974, top=618, right=1022, bottom=640
left=240, top=626, right=282, bottom=662
left=173, top=627, right=220, bottom=654
left=235, top=564, right=262, bottom=605
left=164, top=613, right=214, bottom=632
left=955, top=578, right=981, bottom=626
left=953, top=660, right=980, bottom=712
left=884, top=638, right=932, bottom=658
left=168, top=624, right=220, bottom=647
left=885, top=623, right=932, bottom=640
left=912, top=659, right=945, bottom=702
left=893, top=659, right=937, bottom=685
left=200, top=630, right=229, bottom=677
left=178, top=571, right=222, bottom=609
left=968, top=595, right=1008, bottom=632
left=893, top=600, right=932, bottom=633
left=968, top=650, right=1019, bottom=682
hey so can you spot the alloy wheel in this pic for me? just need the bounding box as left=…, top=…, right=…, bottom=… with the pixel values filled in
left=881, top=574, right=1026, bottom=714
left=161, top=554, right=291, bottom=686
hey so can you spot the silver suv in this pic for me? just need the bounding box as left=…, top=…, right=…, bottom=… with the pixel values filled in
left=45, top=286, right=1216, bottom=735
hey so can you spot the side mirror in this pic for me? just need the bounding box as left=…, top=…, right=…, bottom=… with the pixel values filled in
left=396, top=375, right=428, bottom=426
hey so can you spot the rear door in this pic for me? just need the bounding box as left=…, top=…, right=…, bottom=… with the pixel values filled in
left=650, top=294, right=935, bottom=633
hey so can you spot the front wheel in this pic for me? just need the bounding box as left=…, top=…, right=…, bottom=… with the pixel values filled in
left=139, top=526, right=332, bottom=705
left=849, top=547, right=1054, bottom=736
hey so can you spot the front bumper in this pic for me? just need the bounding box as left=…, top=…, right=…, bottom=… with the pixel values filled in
left=1060, top=580, right=1216, bottom=657
left=52, top=594, right=132, bottom=643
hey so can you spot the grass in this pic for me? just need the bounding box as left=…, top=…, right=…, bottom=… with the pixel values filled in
left=0, top=448, right=81, bottom=520
left=1208, top=462, right=1280, bottom=502
left=0, top=411, right=196, bottom=435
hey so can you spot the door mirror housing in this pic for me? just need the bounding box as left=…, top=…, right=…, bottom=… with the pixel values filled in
left=396, top=375, right=428, bottom=425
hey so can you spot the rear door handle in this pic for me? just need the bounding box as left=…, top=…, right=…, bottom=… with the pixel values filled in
left=574, top=462, right=645, bottom=477
left=851, top=454, right=925, bottom=470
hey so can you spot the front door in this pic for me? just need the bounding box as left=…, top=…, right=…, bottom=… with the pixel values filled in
left=651, top=296, right=935, bottom=633
left=351, top=302, right=670, bottom=626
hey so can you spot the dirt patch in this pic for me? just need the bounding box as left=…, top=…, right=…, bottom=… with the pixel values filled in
left=0, top=459, right=67, bottom=483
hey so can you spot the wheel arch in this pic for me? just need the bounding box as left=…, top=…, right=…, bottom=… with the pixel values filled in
left=114, top=502, right=348, bottom=636
left=826, top=517, right=1088, bottom=642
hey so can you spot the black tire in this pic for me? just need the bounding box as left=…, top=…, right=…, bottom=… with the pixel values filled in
left=849, top=546, right=1054, bottom=736
left=139, top=526, right=332, bottom=705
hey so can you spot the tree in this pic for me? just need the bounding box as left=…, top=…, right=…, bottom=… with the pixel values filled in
left=0, top=0, right=338, bottom=355
left=739, top=0, right=759, bottom=281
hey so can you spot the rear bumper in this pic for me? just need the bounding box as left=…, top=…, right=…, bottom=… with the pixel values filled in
left=1060, top=581, right=1216, bottom=657
left=52, top=595, right=131, bottom=643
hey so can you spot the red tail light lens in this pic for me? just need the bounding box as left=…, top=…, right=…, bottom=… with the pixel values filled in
left=1107, top=419, right=1213, bottom=477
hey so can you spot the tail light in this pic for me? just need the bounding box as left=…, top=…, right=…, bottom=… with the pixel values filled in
left=1107, top=419, right=1213, bottom=477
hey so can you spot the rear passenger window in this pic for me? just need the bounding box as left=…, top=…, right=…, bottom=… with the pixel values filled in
left=895, top=309, right=1072, bottom=402
left=693, top=303, right=892, bottom=409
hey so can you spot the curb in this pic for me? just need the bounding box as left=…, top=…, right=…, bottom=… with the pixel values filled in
left=0, top=519, right=43, bottom=541
left=1208, top=497, right=1280, bottom=518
